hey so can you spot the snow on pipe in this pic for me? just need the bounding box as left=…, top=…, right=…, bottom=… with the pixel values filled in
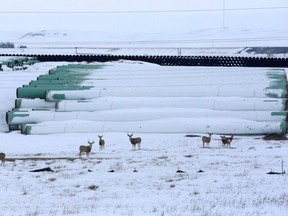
left=55, top=97, right=286, bottom=112
left=15, top=99, right=56, bottom=109
left=41, top=68, right=286, bottom=97
left=7, top=109, right=287, bottom=125
left=32, top=76, right=275, bottom=88
left=47, top=67, right=285, bottom=78
left=36, top=73, right=280, bottom=85
left=29, top=67, right=286, bottom=100
left=48, top=68, right=286, bottom=82
left=45, top=84, right=286, bottom=101
left=22, top=118, right=287, bottom=135
left=37, top=69, right=286, bottom=89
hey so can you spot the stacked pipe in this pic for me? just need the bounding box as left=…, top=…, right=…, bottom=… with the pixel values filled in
left=5, top=64, right=287, bottom=135
left=1, top=54, right=288, bottom=67
left=1, top=56, right=38, bottom=68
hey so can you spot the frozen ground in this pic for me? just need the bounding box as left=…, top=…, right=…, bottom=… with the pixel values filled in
left=0, top=60, right=287, bottom=216
left=0, top=131, right=287, bottom=216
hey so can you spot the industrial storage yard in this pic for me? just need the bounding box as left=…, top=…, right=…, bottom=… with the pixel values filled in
left=1, top=0, right=288, bottom=215
left=0, top=55, right=288, bottom=215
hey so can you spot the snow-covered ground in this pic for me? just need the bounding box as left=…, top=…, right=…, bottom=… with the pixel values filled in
left=1, top=29, right=288, bottom=57
left=0, top=131, right=287, bottom=216
left=0, top=59, right=288, bottom=216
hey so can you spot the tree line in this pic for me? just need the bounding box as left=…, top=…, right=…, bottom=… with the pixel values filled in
left=0, top=42, right=15, bottom=48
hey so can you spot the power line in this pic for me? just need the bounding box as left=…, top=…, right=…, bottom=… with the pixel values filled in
left=0, top=6, right=288, bottom=14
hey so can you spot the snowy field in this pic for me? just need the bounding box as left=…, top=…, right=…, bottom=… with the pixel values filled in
left=1, top=29, right=288, bottom=57
left=0, top=130, right=287, bottom=216
left=0, top=60, right=288, bottom=216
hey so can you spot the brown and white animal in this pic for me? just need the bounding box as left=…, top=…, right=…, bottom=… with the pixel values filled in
left=227, top=135, right=234, bottom=144
left=127, top=133, right=142, bottom=150
left=220, top=135, right=234, bottom=148
left=79, top=140, right=94, bottom=157
left=202, top=133, right=213, bottom=148
left=226, top=134, right=234, bottom=148
left=220, top=136, right=230, bottom=148
left=0, top=152, right=5, bottom=166
left=98, top=135, right=105, bottom=150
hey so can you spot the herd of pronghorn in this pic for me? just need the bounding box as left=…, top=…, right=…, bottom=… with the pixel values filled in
left=0, top=133, right=233, bottom=166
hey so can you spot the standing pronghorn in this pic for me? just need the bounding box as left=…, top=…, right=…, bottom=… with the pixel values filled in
left=127, top=133, right=142, bottom=150
left=202, top=133, right=213, bottom=148
left=98, top=135, right=105, bottom=150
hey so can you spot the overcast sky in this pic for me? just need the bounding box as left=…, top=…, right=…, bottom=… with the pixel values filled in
left=0, top=0, right=287, bottom=33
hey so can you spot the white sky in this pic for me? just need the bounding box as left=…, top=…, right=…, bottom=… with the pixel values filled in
left=0, top=0, right=287, bottom=33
